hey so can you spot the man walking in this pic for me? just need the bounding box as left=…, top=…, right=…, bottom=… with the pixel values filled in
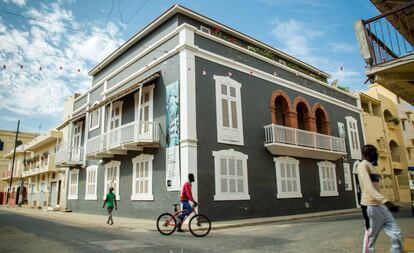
left=357, top=144, right=403, bottom=253
left=103, top=186, right=117, bottom=225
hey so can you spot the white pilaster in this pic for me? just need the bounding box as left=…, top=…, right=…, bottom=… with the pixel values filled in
left=179, top=27, right=198, bottom=201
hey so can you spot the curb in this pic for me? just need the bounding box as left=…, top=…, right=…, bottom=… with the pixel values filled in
left=0, top=206, right=360, bottom=232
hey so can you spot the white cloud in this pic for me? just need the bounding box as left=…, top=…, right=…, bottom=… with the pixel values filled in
left=3, top=0, right=26, bottom=6
left=0, top=1, right=123, bottom=119
left=328, top=42, right=355, bottom=53
left=270, top=18, right=323, bottom=62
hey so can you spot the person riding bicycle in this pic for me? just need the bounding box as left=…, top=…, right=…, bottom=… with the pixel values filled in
left=176, top=173, right=198, bottom=232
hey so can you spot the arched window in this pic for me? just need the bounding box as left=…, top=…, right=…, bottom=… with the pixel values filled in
left=389, top=140, right=400, bottom=162
left=312, top=104, right=330, bottom=135
left=270, top=90, right=294, bottom=127
left=293, top=97, right=312, bottom=131
left=383, top=109, right=394, bottom=122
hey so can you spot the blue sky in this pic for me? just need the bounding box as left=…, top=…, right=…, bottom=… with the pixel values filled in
left=0, top=0, right=381, bottom=133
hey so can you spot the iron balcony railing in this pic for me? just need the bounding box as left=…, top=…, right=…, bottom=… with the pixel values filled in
left=86, top=121, right=160, bottom=156
left=362, top=1, right=414, bottom=66
left=264, top=124, right=346, bottom=153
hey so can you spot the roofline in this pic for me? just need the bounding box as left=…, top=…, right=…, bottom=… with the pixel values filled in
left=358, top=92, right=381, bottom=104
left=89, top=4, right=330, bottom=78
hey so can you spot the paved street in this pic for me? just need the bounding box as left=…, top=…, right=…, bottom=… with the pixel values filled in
left=0, top=208, right=413, bottom=253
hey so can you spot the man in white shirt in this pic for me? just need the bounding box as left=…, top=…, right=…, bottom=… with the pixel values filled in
left=357, top=144, right=403, bottom=253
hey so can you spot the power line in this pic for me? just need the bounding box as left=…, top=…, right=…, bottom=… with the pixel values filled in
left=0, top=8, right=113, bottom=41
left=113, top=0, right=149, bottom=38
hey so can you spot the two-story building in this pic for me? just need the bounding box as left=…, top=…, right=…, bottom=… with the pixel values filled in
left=0, top=144, right=27, bottom=205
left=62, top=5, right=365, bottom=221
left=0, top=129, right=36, bottom=204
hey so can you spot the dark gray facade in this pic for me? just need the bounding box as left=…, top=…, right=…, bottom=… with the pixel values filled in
left=195, top=57, right=362, bottom=221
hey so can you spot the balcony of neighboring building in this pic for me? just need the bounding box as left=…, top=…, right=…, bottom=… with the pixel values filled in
left=55, top=146, right=84, bottom=167
left=384, top=109, right=400, bottom=131
left=22, top=153, right=57, bottom=177
left=354, top=1, right=414, bottom=105
left=86, top=121, right=160, bottom=159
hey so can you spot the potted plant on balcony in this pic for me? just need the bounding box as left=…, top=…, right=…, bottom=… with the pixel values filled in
left=387, top=117, right=400, bottom=125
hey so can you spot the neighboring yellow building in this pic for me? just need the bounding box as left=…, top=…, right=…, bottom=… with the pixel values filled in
left=364, top=84, right=412, bottom=202
left=358, top=92, right=397, bottom=201
left=0, top=130, right=36, bottom=200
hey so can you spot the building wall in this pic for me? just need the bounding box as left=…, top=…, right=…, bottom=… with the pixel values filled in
left=195, top=57, right=363, bottom=220
left=66, top=54, right=181, bottom=218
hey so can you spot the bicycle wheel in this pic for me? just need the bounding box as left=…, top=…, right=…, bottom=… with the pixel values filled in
left=189, top=214, right=211, bottom=237
left=156, top=213, right=176, bottom=235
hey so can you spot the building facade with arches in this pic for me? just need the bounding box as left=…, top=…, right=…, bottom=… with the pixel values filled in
left=361, top=84, right=413, bottom=202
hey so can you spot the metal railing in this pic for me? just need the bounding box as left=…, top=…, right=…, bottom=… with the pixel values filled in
left=86, top=121, right=160, bottom=156
left=55, top=146, right=84, bottom=165
left=363, top=1, right=414, bottom=66
left=264, top=124, right=346, bottom=153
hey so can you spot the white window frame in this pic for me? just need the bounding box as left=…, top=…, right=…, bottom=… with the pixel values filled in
left=214, top=75, right=244, bottom=146
left=134, top=84, right=154, bottom=122
left=68, top=169, right=79, bottom=200
left=274, top=157, right=302, bottom=199
left=104, top=161, right=120, bottom=200
left=131, top=154, right=154, bottom=201
left=85, top=165, right=98, bottom=200
left=89, top=106, right=100, bottom=131
left=212, top=149, right=250, bottom=201
left=345, top=116, right=362, bottom=159
left=318, top=161, right=338, bottom=197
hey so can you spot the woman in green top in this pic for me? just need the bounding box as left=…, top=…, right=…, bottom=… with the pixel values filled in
left=103, top=186, right=117, bottom=225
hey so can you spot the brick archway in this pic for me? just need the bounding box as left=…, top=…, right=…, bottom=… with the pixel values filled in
left=293, top=96, right=314, bottom=131
left=312, top=103, right=331, bottom=135
left=270, top=90, right=296, bottom=127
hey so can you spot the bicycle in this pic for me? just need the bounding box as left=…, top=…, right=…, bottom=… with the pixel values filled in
left=156, top=203, right=211, bottom=237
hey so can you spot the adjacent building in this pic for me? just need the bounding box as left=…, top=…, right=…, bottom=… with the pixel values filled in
left=59, top=5, right=366, bottom=221
left=363, top=84, right=413, bottom=202
left=0, top=130, right=36, bottom=204
left=354, top=1, right=414, bottom=105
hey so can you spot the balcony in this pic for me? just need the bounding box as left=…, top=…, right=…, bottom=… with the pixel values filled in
left=22, top=155, right=57, bottom=177
left=391, top=154, right=403, bottom=170
left=55, top=146, right=84, bottom=167
left=86, top=121, right=160, bottom=158
left=264, top=124, right=346, bottom=161
left=354, top=1, right=414, bottom=104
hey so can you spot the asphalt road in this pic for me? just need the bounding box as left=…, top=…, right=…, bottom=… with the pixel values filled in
left=0, top=208, right=413, bottom=253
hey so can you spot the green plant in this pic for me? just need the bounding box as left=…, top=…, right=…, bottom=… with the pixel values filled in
left=387, top=117, right=400, bottom=125
left=337, top=85, right=350, bottom=92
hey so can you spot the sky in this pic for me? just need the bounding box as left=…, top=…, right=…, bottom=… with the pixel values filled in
left=0, top=0, right=381, bottom=133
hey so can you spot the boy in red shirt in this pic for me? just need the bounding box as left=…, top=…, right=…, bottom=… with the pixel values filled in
left=176, top=173, right=198, bottom=232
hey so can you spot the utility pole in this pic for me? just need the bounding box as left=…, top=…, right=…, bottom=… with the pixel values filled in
left=6, top=120, right=20, bottom=206
left=18, top=150, right=26, bottom=207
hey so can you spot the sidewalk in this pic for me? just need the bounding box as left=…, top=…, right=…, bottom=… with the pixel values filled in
left=0, top=205, right=361, bottom=233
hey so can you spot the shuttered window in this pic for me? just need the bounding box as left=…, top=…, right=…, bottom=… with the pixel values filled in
left=68, top=169, right=79, bottom=200
left=345, top=116, right=361, bottom=159
left=274, top=157, right=302, bottom=198
left=318, top=161, right=338, bottom=197
left=85, top=165, right=98, bottom=200
left=213, top=149, right=249, bottom=201
left=131, top=154, right=154, bottom=200
left=104, top=161, right=120, bottom=200
left=214, top=75, right=244, bottom=146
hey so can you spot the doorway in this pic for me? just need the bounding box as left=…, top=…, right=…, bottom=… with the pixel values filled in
left=50, top=182, right=57, bottom=207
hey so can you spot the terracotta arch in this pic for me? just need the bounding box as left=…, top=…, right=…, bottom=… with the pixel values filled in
left=312, top=103, right=331, bottom=135
left=293, top=96, right=314, bottom=131
left=269, top=90, right=296, bottom=127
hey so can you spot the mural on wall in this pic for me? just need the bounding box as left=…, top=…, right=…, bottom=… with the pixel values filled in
left=166, top=81, right=180, bottom=191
